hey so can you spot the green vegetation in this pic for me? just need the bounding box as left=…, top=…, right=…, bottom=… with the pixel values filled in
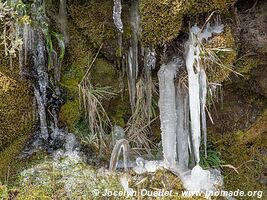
left=140, top=0, right=183, bottom=46
left=211, top=110, right=267, bottom=198
left=140, top=0, right=235, bottom=46
left=0, top=46, right=35, bottom=180
left=204, top=27, right=237, bottom=83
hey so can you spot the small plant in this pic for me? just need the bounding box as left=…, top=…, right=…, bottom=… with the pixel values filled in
left=200, top=141, right=224, bottom=168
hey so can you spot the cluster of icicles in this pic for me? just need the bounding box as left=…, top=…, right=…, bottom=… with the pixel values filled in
left=14, top=0, right=70, bottom=155
left=112, top=0, right=224, bottom=193
left=158, top=23, right=224, bottom=192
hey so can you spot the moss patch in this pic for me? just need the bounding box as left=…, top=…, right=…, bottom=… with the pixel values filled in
left=59, top=99, right=80, bottom=131
left=211, top=109, right=267, bottom=198
left=205, top=27, right=237, bottom=83
left=173, top=0, right=235, bottom=15
left=236, top=56, right=262, bottom=80
left=0, top=46, right=35, bottom=180
left=140, top=0, right=183, bottom=46
left=140, top=0, right=235, bottom=46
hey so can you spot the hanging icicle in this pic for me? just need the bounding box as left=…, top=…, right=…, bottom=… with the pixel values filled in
left=112, top=0, right=123, bottom=33
left=176, top=82, right=190, bottom=169
left=158, top=58, right=182, bottom=169
left=126, top=0, right=140, bottom=112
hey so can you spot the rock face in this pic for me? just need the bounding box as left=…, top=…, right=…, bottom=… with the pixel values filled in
left=0, top=50, right=35, bottom=179
left=0, top=0, right=266, bottom=197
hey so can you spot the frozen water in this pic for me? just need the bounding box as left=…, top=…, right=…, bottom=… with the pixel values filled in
left=176, top=83, right=190, bottom=169
left=182, top=165, right=223, bottom=194
left=112, top=125, right=125, bottom=145
left=113, top=0, right=123, bottom=33
left=158, top=58, right=182, bottom=169
left=199, top=69, right=208, bottom=157
left=133, top=157, right=164, bottom=174
left=109, top=139, right=129, bottom=171
left=126, top=0, right=140, bottom=112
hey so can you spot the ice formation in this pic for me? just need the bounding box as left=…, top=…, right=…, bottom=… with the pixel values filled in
left=157, top=21, right=225, bottom=193
left=133, top=157, right=164, bottom=174
left=181, top=22, right=224, bottom=192
left=109, top=139, right=130, bottom=171
left=113, top=0, right=123, bottom=33
left=127, top=0, right=140, bottom=112
left=176, top=83, right=190, bottom=169
left=120, top=176, right=135, bottom=195
left=158, top=58, right=182, bottom=169
left=58, top=0, right=69, bottom=44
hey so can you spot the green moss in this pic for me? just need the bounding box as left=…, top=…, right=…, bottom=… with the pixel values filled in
left=210, top=110, right=267, bottom=198
left=173, top=0, right=235, bottom=15
left=91, top=59, right=118, bottom=88
left=0, top=135, right=28, bottom=181
left=0, top=70, right=35, bottom=150
left=236, top=56, right=261, bottom=79
left=0, top=46, right=35, bottom=181
left=205, top=27, right=237, bottom=83
left=59, top=99, right=80, bottom=131
left=140, top=0, right=183, bottom=46
left=68, top=0, right=116, bottom=48
left=140, top=0, right=235, bottom=46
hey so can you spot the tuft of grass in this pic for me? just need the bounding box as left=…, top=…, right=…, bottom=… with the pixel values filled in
left=78, top=44, right=117, bottom=153
left=125, top=77, right=158, bottom=155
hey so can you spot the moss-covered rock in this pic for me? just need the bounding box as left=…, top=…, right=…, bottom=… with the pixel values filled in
left=210, top=109, right=267, bottom=198
left=140, top=0, right=235, bottom=46
left=1, top=150, right=206, bottom=199
left=140, top=0, right=183, bottom=46
left=205, top=27, right=237, bottom=83
left=68, top=0, right=117, bottom=60
left=173, top=0, right=235, bottom=15
left=0, top=48, right=35, bottom=180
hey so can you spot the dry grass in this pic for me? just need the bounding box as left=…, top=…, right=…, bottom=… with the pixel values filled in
left=78, top=44, right=116, bottom=151
left=125, top=77, right=157, bottom=156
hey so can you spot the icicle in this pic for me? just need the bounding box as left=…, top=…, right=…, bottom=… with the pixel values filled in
left=113, top=0, right=123, bottom=33
left=34, top=87, right=49, bottom=140
left=58, top=0, right=69, bottom=44
left=109, top=139, right=130, bottom=171
left=176, top=83, right=190, bottom=169
left=158, top=58, right=182, bottom=169
left=127, top=47, right=136, bottom=112
left=180, top=19, right=225, bottom=193
left=130, top=0, right=139, bottom=79
left=126, top=0, right=140, bottom=112
left=199, top=69, right=207, bottom=158
left=144, top=48, right=156, bottom=70
left=185, top=39, right=201, bottom=164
